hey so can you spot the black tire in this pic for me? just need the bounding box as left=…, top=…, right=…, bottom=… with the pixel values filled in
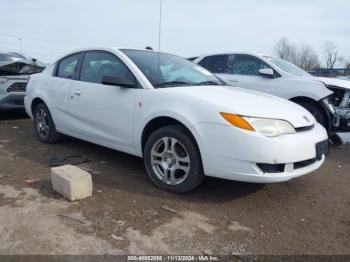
left=33, top=103, right=60, bottom=143
left=298, top=102, right=327, bottom=129
left=144, top=125, right=204, bottom=193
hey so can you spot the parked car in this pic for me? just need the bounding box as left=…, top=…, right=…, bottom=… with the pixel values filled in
left=191, top=53, right=350, bottom=134
left=0, top=52, right=45, bottom=110
left=25, top=48, right=328, bottom=193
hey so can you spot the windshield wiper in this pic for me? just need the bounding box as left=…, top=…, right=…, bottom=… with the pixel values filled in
left=154, top=81, right=192, bottom=88
left=195, top=81, right=222, bottom=86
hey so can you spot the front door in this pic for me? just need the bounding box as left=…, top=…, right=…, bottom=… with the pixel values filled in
left=218, top=54, right=280, bottom=95
left=68, top=51, right=137, bottom=150
left=49, top=53, right=81, bottom=131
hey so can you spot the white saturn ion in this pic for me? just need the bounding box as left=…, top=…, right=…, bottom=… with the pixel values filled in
left=24, top=48, right=329, bottom=193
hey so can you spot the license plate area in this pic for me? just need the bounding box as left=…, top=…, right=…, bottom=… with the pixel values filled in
left=316, top=140, right=329, bottom=160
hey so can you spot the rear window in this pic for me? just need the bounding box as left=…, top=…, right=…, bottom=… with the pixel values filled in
left=56, top=54, right=80, bottom=79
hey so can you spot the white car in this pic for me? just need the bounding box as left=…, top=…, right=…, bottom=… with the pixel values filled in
left=25, top=48, right=328, bottom=193
left=0, top=52, right=45, bottom=110
left=191, top=53, right=350, bottom=134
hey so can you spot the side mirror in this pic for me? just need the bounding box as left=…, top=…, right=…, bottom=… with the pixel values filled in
left=258, top=68, right=274, bottom=78
left=101, top=76, right=136, bottom=88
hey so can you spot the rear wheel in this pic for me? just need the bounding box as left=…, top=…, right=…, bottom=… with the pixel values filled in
left=144, top=125, right=204, bottom=193
left=33, top=103, right=60, bottom=143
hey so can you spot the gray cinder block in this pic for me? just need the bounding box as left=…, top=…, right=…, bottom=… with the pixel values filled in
left=50, top=165, right=93, bottom=201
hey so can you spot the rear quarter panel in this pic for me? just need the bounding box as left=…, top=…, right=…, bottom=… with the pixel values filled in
left=25, top=73, right=53, bottom=117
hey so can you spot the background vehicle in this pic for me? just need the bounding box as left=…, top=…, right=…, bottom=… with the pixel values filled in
left=192, top=53, right=350, bottom=134
left=337, top=75, right=350, bottom=81
left=0, top=52, right=45, bottom=110
left=25, top=48, right=328, bottom=193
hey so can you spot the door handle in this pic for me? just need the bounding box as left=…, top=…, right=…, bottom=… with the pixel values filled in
left=73, top=90, right=81, bottom=96
left=229, top=79, right=239, bottom=83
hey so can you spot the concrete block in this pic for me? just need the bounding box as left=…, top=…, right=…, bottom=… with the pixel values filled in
left=50, top=165, right=93, bottom=201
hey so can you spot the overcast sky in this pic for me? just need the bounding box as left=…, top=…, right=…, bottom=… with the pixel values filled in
left=1, top=0, right=349, bottom=64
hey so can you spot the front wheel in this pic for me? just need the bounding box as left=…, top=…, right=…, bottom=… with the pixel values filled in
left=33, top=103, right=60, bottom=143
left=144, top=125, right=204, bottom=193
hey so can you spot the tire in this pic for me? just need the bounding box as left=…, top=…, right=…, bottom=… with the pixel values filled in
left=298, top=102, right=327, bottom=129
left=144, top=125, right=204, bottom=193
left=33, top=103, right=60, bottom=143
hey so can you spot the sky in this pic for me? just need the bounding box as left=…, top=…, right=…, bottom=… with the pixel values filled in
left=0, top=0, right=349, bottom=64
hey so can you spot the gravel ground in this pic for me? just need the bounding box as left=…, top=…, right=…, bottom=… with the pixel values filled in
left=0, top=111, right=349, bottom=255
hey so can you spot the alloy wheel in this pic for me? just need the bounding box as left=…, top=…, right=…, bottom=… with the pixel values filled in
left=150, top=137, right=191, bottom=185
left=35, top=107, right=50, bottom=138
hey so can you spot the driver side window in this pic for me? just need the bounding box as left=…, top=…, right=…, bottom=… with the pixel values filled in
left=79, top=51, right=135, bottom=84
left=198, top=55, right=229, bottom=74
left=228, top=54, right=272, bottom=76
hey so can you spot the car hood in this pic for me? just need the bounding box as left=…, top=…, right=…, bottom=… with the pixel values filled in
left=311, top=76, right=350, bottom=90
left=172, top=85, right=315, bottom=128
left=0, top=60, right=45, bottom=76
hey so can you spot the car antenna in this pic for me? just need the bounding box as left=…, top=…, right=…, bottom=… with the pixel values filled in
left=157, top=0, right=163, bottom=85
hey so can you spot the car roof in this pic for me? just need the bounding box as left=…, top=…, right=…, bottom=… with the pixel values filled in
left=193, top=52, right=277, bottom=60
left=60, top=47, right=159, bottom=55
left=53, top=47, right=181, bottom=64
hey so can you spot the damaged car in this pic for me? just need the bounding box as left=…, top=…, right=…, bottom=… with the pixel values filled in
left=0, top=52, right=45, bottom=110
left=192, top=53, right=350, bottom=134
left=25, top=48, right=328, bottom=193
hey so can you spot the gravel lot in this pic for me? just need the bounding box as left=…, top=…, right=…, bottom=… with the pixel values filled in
left=0, top=111, right=349, bottom=255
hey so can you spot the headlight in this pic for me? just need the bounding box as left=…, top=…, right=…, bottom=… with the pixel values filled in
left=244, top=117, right=296, bottom=137
left=220, top=113, right=295, bottom=137
left=0, top=77, right=8, bottom=84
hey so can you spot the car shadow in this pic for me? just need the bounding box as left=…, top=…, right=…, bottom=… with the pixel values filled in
left=2, top=127, right=264, bottom=204
left=57, top=137, right=264, bottom=204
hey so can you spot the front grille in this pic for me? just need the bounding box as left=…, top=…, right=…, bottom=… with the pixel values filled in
left=7, top=82, right=27, bottom=92
left=257, top=157, right=318, bottom=174
left=257, top=163, right=285, bottom=173
left=294, top=158, right=317, bottom=169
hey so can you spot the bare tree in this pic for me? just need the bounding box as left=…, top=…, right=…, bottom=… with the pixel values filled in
left=274, top=38, right=319, bottom=70
left=339, top=56, right=350, bottom=69
left=296, top=44, right=320, bottom=71
left=274, top=38, right=297, bottom=64
left=322, top=41, right=339, bottom=69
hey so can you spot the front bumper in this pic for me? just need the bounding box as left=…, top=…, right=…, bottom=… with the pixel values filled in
left=322, top=92, right=350, bottom=132
left=192, top=122, right=328, bottom=183
left=0, top=78, right=28, bottom=110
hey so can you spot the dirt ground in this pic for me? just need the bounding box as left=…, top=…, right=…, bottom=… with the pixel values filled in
left=0, top=111, right=349, bottom=255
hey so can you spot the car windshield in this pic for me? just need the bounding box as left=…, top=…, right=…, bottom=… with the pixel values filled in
left=264, top=56, right=310, bottom=77
left=121, top=49, right=224, bottom=88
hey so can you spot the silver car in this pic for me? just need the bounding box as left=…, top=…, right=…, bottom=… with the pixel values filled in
left=191, top=52, right=350, bottom=134
left=0, top=52, right=45, bottom=110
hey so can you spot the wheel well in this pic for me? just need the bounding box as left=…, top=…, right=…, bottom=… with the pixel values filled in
left=290, top=96, right=331, bottom=129
left=31, top=98, right=45, bottom=115
left=141, top=117, right=198, bottom=154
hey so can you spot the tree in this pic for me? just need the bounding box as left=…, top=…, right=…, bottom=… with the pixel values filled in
left=339, top=56, right=350, bottom=69
left=296, top=44, right=320, bottom=71
left=322, top=41, right=339, bottom=69
left=274, top=38, right=297, bottom=64
left=274, top=38, right=319, bottom=70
